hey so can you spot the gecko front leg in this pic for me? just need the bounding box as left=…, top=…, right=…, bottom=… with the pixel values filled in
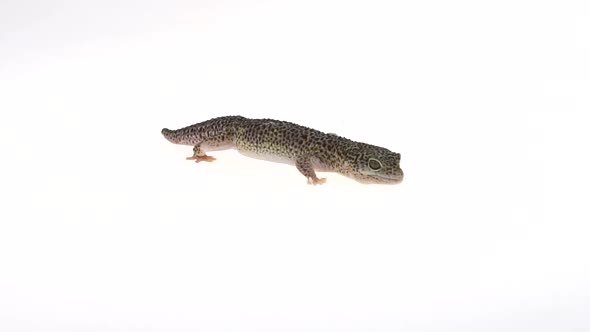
left=295, top=156, right=326, bottom=185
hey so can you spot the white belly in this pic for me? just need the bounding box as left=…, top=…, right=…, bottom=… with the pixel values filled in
left=236, top=149, right=333, bottom=172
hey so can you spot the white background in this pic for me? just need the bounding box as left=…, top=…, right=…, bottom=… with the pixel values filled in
left=1, top=0, right=589, bottom=331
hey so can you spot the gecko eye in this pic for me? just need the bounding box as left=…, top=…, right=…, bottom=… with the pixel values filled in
left=368, top=158, right=382, bottom=171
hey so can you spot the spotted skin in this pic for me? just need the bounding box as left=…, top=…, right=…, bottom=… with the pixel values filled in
left=162, top=116, right=403, bottom=185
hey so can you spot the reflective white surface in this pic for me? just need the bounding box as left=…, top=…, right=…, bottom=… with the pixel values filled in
left=1, top=1, right=589, bottom=331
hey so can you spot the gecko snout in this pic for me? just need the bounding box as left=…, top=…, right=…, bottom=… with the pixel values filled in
left=394, top=168, right=404, bottom=183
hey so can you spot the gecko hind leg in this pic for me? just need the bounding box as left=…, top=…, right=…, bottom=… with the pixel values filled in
left=295, top=156, right=326, bottom=185
left=186, top=145, right=216, bottom=163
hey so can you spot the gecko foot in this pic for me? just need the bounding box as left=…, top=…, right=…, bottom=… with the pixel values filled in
left=307, top=177, right=327, bottom=185
left=186, top=155, right=216, bottom=163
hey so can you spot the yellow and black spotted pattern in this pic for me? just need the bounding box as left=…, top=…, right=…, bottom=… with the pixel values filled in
left=162, top=116, right=403, bottom=185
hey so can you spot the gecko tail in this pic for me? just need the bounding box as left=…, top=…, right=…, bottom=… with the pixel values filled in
left=161, top=128, right=180, bottom=144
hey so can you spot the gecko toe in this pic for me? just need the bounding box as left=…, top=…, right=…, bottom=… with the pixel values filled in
left=187, top=155, right=216, bottom=163
left=308, top=177, right=326, bottom=185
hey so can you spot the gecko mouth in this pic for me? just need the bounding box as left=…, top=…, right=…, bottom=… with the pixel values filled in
left=369, top=170, right=404, bottom=184
left=352, top=173, right=403, bottom=185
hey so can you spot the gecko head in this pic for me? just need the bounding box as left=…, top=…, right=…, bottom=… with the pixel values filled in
left=351, top=146, right=404, bottom=184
